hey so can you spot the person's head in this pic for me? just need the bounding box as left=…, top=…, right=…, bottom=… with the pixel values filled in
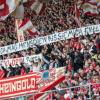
left=30, top=60, right=38, bottom=66
left=78, top=69, right=84, bottom=75
left=55, top=58, right=59, bottom=63
left=83, top=65, right=88, bottom=71
left=65, top=59, right=69, bottom=64
left=72, top=95, right=78, bottom=100
left=92, top=70, right=98, bottom=75
left=92, top=96, right=97, bottom=100
left=64, top=93, right=70, bottom=100
left=87, top=58, right=92, bottom=64
left=74, top=73, right=79, bottom=79
left=83, top=48, right=87, bottom=53
left=63, top=48, right=67, bottom=53
left=54, top=44, right=58, bottom=48
left=95, top=75, right=99, bottom=82
left=74, top=51, right=78, bottom=56
left=66, top=71, right=71, bottom=79
left=95, top=64, right=100, bottom=72
left=78, top=94, right=84, bottom=100
left=79, top=77, right=83, bottom=83
left=91, top=58, right=96, bottom=63
left=89, top=65, right=94, bottom=70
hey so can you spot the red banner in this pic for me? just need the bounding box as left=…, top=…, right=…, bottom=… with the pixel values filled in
left=0, top=67, right=65, bottom=99
left=0, top=73, right=40, bottom=99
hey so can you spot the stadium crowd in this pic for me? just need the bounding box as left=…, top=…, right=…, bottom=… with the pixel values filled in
left=0, top=0, right=100, bottom=100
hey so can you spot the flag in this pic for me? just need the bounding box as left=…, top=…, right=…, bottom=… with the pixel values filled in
left=19, top=18, right=33, bottom=31
left=97, top=0, right=100, bottom=12
left=27, top=27, right=38, bottom=36
left=75, top=3, right=80, bottom=19
left=74, top=0, right=81, bottom=27
left=0, top=0, right=20, bottom=20
left=82, top=2, right=98, bottom=16
left=87, top=0, right=97, bottom=5
left=30, top=0, right=46, bottom=15
left=0, top=3, right=4, bottom=9
left=19, top=18, right=39, bottom=37
left=12, top=4, right=24, bottom=19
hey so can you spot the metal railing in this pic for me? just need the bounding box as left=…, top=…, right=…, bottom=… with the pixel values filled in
left=2, top=83, right=100, bottom=100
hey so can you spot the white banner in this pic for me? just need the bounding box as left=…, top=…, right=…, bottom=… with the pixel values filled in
left=0, top=54, right=42, bottom=67
left=0, top=24, right=100, bottom=55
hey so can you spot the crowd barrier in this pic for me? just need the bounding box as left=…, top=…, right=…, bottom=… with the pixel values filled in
left=2, top=83, right=100, bottom=100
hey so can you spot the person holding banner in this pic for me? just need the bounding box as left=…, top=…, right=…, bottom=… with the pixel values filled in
left=0, top=0, right=100, bottom=99
left=31, top=60, right=40, bottom=72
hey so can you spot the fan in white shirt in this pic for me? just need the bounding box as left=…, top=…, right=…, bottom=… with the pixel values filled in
left=31, top=61, right=40, bottom=72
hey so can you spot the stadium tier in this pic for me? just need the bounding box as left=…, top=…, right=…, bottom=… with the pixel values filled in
left=0, top=0, right=100, bottom=100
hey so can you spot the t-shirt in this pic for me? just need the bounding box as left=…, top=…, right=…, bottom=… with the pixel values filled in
left=33, top=66, right=40, bottom=72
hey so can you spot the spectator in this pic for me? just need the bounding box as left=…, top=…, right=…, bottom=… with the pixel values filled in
left=0, top=0, right=100, bottom=99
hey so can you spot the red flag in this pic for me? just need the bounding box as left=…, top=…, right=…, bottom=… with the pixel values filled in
left=0, top=0, right=20, bottom=20
left=19, top=18, right=39, bottom=37
left=88, top=0, right=97, bottom=5
left=75, top=3, right=80, bottom=19
left=27, top=27, right=38, bottom=36
left=0, top=0, right=9, bottom=19
left=19, top=18, right=33, bottom=31
left=74, top=0, right=81, bottom=27
left=29, top=0, right=46, bottom=15
left=81, top=0, right=98, bottom=16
